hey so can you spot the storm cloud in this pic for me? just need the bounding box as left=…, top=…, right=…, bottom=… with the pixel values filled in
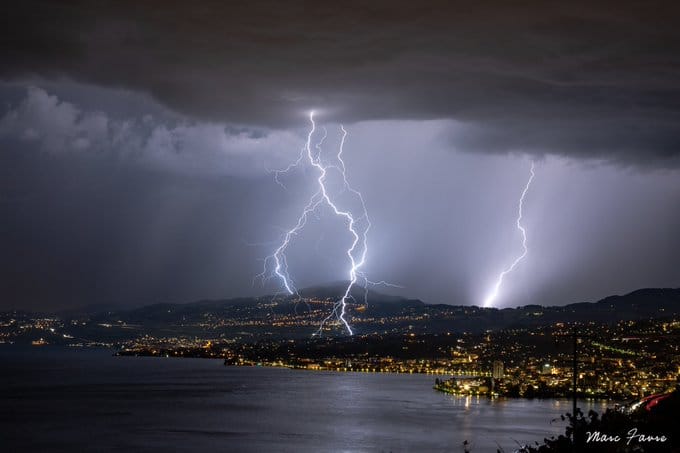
left=1, top=2, right=679, bottom=311
left=0, top=85, right=303, bottom=175
left=3, top=0, right=680, bottom=165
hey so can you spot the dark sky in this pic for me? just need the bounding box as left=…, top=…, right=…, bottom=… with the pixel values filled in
left=1, top=0, right=679, bottom=311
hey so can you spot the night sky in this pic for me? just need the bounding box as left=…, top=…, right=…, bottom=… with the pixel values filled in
left=1, top=1, right=679, bottom=311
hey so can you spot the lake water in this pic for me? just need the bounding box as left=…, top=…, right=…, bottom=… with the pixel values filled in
left=1, top=347, right=611, bottom=452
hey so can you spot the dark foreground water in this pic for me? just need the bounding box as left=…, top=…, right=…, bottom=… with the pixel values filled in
left=1, top=347, right=610, bottom=452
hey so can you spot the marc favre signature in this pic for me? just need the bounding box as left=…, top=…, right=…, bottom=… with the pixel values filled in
left=586, top=428, right=668, bottom=446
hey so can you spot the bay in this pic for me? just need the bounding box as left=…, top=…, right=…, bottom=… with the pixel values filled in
left=0, top=347, right=610, bottom=452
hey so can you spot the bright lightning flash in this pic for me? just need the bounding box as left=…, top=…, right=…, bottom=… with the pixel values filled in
left=258, top=111, right=375, bottom=336
left=483, top=161, right=535, bottom=308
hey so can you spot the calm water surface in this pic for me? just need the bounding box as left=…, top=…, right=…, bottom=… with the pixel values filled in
left=0, top=347, right=611, bottom=452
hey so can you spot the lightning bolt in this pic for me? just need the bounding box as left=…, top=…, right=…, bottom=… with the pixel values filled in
left=483, top=161, right=535, bottom=307
left=258, top=111, right=375, bottom=336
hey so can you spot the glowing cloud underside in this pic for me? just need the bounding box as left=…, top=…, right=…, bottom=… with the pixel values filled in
left=483, top=161, right=535, bottom=307
left=258, top=111, right=375, bottom=336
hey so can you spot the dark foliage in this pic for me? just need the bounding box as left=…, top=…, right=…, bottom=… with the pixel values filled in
left=520, top=393, right=678, bottom=453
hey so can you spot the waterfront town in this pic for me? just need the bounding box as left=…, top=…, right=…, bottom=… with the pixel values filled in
left=2, top=289, right=679, bottom=401
left=113, top=317, right=680, bottom=401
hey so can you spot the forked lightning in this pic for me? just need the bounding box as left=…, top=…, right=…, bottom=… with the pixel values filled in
left=258, top=112, right=374, bottom=335
left=483, top=162, right=535, bottom=307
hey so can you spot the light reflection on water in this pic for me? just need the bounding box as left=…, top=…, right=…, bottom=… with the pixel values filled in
left=1, top=347, right=615, bottom=452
